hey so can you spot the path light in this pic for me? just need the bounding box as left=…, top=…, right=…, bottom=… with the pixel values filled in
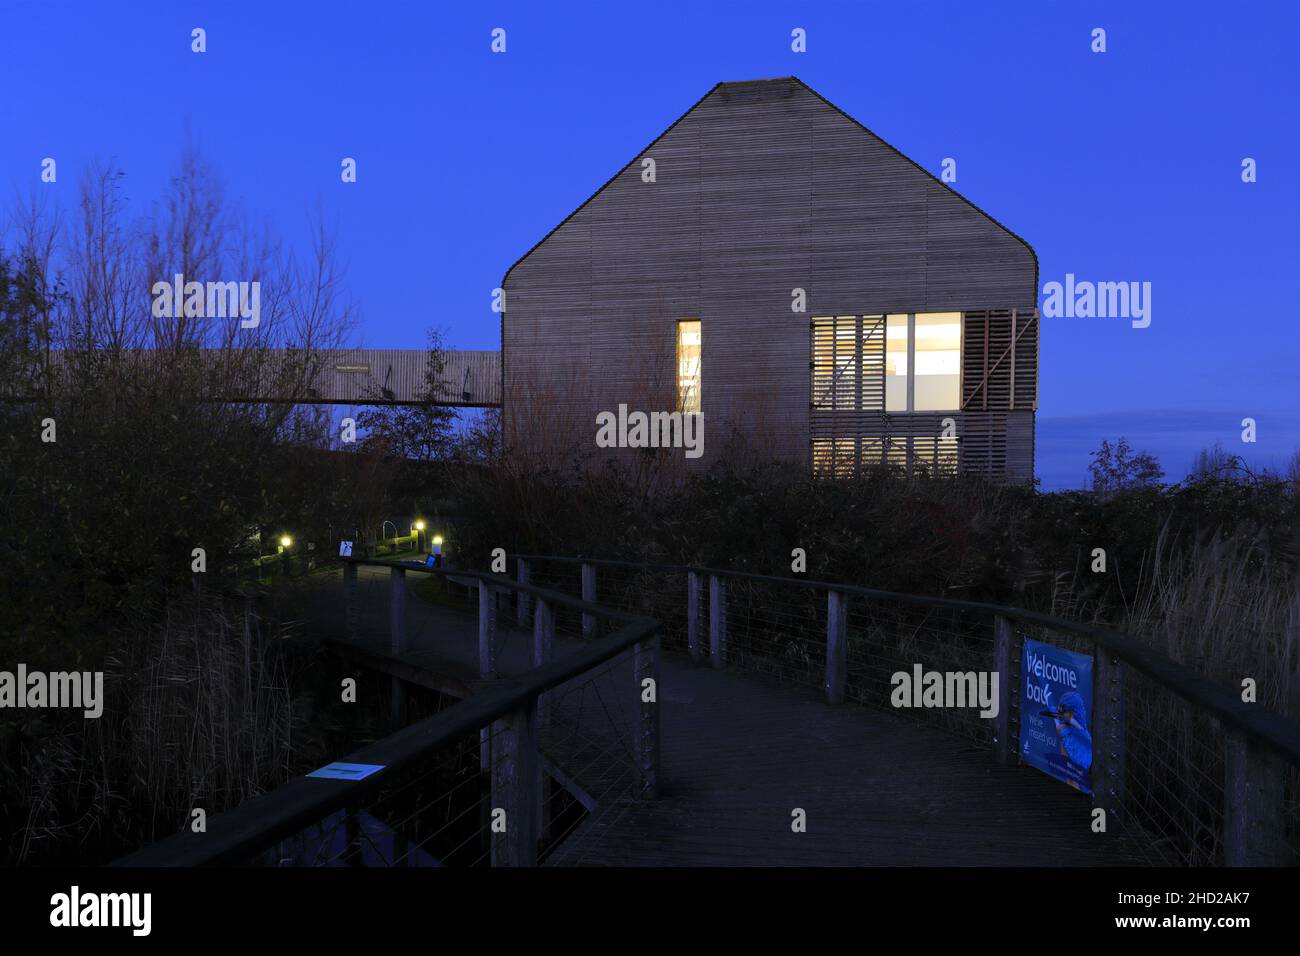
left=414, top=520, right=426, bottom=531
left=279, top=535, right=293, bottom=549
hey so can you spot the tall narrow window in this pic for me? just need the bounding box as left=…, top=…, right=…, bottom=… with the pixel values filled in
left=677, top=319, right=701, bottom=413
left=885, top=313, right=909, bottom=411
left=913, top=312, right=961, bottom=411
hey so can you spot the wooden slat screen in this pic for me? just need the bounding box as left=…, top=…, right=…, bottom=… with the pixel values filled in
left=811, top=315, right=884, bottom=411
left=811, top=309, right=1036, bottom=482
left=810, top=411, right=959, bottom=478
left=961, top=308, right=1039, bottom=412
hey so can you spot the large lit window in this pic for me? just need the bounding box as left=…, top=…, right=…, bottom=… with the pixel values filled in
left=677, top=320, right=701, bottom=413
left=886, top=312, right=961, bottom=411
left=913, top=312, right=961, bottom=410
left=814, top=312, right=961, bottom=413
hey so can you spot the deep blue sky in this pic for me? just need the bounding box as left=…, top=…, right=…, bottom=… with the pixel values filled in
left=3, top=1, right=1297, bottom=488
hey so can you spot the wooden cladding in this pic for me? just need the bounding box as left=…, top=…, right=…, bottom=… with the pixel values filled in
left=961, top=309, right=1039, bottom=412
left=810, top=409, right=1033, bottom=483
left=811, top=412, right=958, bottom=478
left=502, top=79, right=1038, bottom=472
left=811, top=315, right=884, bottom=411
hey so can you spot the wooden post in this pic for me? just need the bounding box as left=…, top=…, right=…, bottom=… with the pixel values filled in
left=343, top=561, right=359, bottom=642
left=1224, top=731, right=1288, bottom=865
left=389, top=566, right=407, bottom=725
left=344, top=799, right=361, bottom=867
left=687, top=571, right=703, bottom=663
left=532, top=598, right=554, bottom=725
left=532, top=597, right=555, bottom=841
left=635, top=635, right=660, bottom=798
left=478, top=581, right=497, bottom=679
left=490, top=701, right=540, bottom=866
left=825, top=590, right=847, bottom=704
left=581, top=562, right=597, bottom=638
left=516, top=558, right=531, bottom=627
left=992, top=615, right=1016, bottom=767
left=389, top=566, right=406, bottom=650
left=1092, top=651, right=1126, bottom=820
left=709, top=574, right=727, bottom=669
left=478, top=581, right=497, bottom=777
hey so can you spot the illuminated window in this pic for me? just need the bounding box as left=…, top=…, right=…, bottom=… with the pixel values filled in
left=677, top=320, right=701, bottom=413
left=911, top=435, right=959, bottom=476
left=913, top=312, right=961, bottom=411
left=886, top=312, right=961, bottom=412
left=811, top=312, right=964, bottom=479
left=812, top=316, right=884, bottom=410
left=812, top=438, right=857, bottom=478
left=885, top=313, right=909, bottom=411
left=818, top=313, right=960, bottom=413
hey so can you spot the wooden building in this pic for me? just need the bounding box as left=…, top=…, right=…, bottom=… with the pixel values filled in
left=502, top=77, right=1039, bottom=481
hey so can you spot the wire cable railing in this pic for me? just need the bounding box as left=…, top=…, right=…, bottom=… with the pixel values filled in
left=113, top=560, right=660, bottom=867
left=514, top=553, right=1300, bottom=867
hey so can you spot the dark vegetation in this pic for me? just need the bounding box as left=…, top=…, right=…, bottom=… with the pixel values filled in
left=452, top=437, right=1298, bottom=621
left=0, top=150, right=461, bottom=863
left=2, top=149, right=1296, bottom=865
left=446, top=437, right=1300, bottom=863
left=449, top=433, right=1300, bottom=725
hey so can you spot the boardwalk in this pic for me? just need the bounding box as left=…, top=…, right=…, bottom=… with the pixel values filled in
left=282, top=565, right=1141, bottom=866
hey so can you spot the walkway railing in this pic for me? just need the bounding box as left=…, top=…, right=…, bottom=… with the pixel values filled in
left=515, top=554, right=1300, bottom=866
left=115, top=560, right=660, bottom=867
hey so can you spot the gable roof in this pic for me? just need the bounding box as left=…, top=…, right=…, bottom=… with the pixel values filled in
left=501, top=76, right=1036, bottom=288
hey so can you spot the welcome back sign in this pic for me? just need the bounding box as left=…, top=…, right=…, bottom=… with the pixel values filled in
left=1020, top=638, right=1094, bottom=794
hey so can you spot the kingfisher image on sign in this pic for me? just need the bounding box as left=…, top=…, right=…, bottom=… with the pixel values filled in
left=1019, top=638, right=1093, bottom=794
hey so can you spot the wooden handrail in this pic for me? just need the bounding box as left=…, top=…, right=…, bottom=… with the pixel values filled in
left=114, top=561, right=660, bottom=867
left=514, top=554, right=1300, bottom=768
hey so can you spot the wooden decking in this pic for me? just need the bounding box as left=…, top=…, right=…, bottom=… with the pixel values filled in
left=547, top=661, right=1135, bottom=865
left=286, top=566, right=1142, bottom=866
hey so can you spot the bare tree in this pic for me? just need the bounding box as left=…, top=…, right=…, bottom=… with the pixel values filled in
left=1089, top=437, right=1164, bottom=494
left=68, top=161, right=145, bottom=356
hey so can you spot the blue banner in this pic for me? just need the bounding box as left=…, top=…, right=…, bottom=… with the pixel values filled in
left=1020, top=638, right=1093, bottom=794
